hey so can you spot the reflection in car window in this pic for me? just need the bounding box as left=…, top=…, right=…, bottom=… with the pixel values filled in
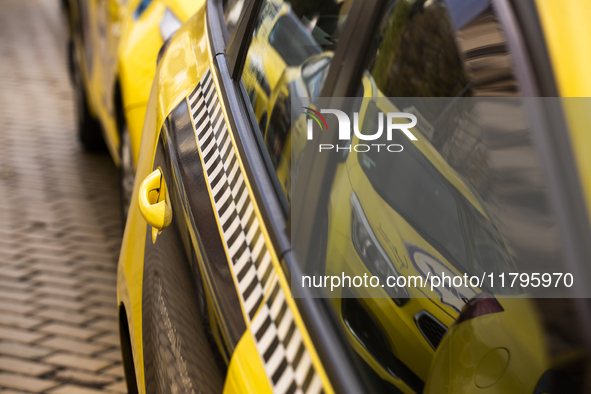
left=241, top=0, right=353, bottom=203
left=268, top=15, right=322, bottom=66
left=360, top=131, right=468, bottom=271
left=289, top=0, right=588, bottom=392
left=302, top=57, right=331, bottom=100
left=359, top=117, right=515, bottom=285
left=366, top=0, right=519, bottom=99
left=222, top=0, right=245, bottom=37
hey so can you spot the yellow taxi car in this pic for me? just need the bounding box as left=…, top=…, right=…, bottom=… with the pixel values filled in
left=65, top=0, right=199, bottom=217
left=117, top=0, right=591, bottom=393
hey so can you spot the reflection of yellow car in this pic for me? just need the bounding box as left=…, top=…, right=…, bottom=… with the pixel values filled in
left=323, top=95, right=522, bottom=393
left=263, top=53, right=333, bottom=201
left=263, top=49, right=544, bottom=392
left=65, top=0, right=198, bottom=217
left=267, top=55, right=537, bottom=391
left=243, top=0, right=321, bottom=129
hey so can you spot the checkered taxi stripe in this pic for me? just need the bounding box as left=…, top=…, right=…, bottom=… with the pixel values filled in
left=187, top=68, right=324, bottom=394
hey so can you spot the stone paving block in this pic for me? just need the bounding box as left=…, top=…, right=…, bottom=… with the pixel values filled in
left=83, top=292, right=117, bottom=307
left=0, top=372, right=59, bottom=392
left=0, top=355, right=54, bottom=376
left=48, top=384, right=108, bottom=394
left=38, top=323, right=102, bottom=340
left=93, top=349, right=122, bottom=362
left=30, top=274, right=79, bottom=287
left=0, top=312, right=44, bottom=329
left=0, top=299, right=37, bottom=315
left=35, top=286, right=85, bottom=299
left=87, top=306, right=118, bottom=320
left=79, top=271, right=117, bottom=283
left=92, top=333, right=121, bottom=348
left=54, top=369, right=118, bottom=386
left=0, top=254, right=22, bottom=266
left=0, top=341, right=54, bottom=359
left=81, top=282, right=118, bottom=296
left=29, top=263, right=79, bottom=275
left=19, top=254, right=75, bottom=267
left=0, top=278, right=31, bottom=291
left=0, top=290, right=32, bottom=302
left=0, top=326, right=46, bottom=343
left=39, top=337, right=109, bottom=356
left=88, top=320, right=118, bottom=332
left=30, top=281, right=80, bottom=294
left=102, top=364, right=125, bottom=378
left=0, top=268, right=31, bottom=280
left=35, top=309, right=94, bottom=325
left=36, top=297, right=85, bottom=311
left=104, top=380, right=128, bottom=393
left=44, top=354, right=115, bottom=372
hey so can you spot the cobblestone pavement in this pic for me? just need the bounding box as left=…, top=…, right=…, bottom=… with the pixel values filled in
left=0, top=0, right=127, bottom=393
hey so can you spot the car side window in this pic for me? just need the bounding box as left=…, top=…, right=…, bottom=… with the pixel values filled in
left=292, top=0, right=586, bottom=392
left=354, top=0, right=554, bottom=286
left=240, top=0, right=354, bottom=203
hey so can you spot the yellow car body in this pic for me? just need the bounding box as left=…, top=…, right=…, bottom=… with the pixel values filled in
left=117, top=5, right=332, bottom=394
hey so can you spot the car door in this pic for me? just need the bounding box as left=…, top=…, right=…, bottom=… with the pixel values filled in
left=131, top=0, right=396, bottom=392
left=68, top=0, right=119, bottom=131
left=93, top=0, right=124, bottom=111
left=134, top=0, right=286, bottom=391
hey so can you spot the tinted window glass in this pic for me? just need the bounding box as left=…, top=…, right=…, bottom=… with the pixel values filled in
left=291, top=0, right=590, bottom=392
left=268, top=15, right=322, bottom=66
left=366, top=0, right=519, bottom=98
left=241, top=0, right=353, bottom=201
left=222, top=0, right=245, bottom=37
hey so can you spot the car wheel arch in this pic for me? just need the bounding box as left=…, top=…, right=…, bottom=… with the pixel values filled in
left=119, top=303, right=140, bottom=394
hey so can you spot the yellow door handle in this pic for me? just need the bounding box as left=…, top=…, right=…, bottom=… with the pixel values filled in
left=138, top=168, right=172, bottom=243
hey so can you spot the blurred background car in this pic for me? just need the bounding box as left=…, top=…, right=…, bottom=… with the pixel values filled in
left=64, top=0, right=200, bottom=218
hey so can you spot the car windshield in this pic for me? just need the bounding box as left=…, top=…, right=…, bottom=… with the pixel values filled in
left=268, top=14, right=322, bottom=66
left=358, top=129, right=512, bottom=278
left=302, top=56, right=331, bottom=99
left=358, top=132, right=467, bottom=268
left=462, top=201, right=515, bottom=283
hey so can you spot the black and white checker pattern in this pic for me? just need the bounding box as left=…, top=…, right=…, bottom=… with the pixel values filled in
left=250, top=276, right=324, bottom=394
left=188, top=68, right=273, bottom=321
left=187, top=68, right=324, bottom=394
